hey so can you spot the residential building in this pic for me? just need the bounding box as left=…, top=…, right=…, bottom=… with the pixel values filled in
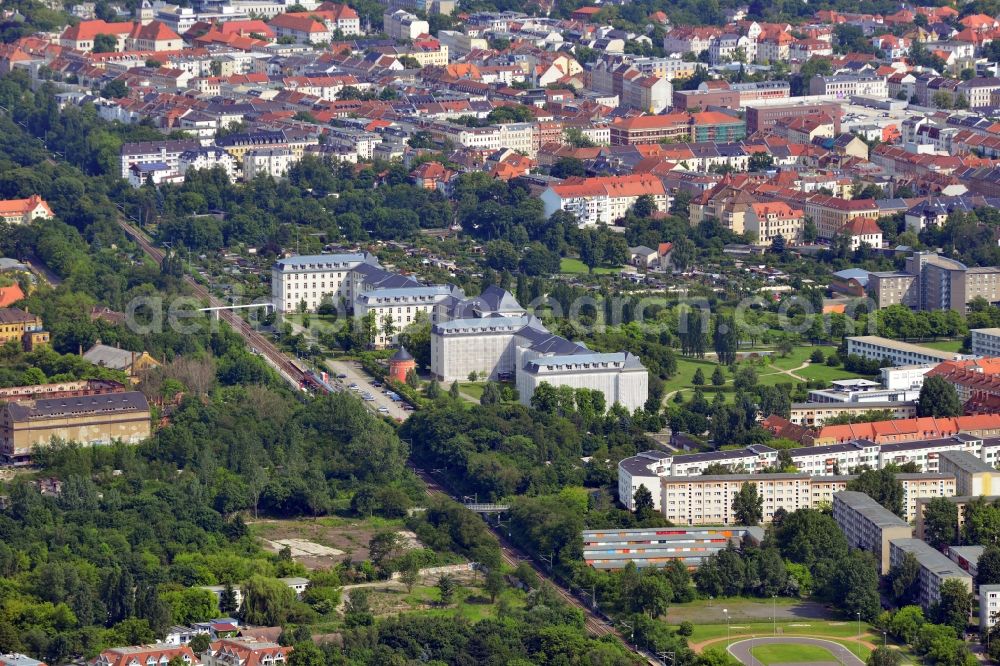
left=809, top=74, right=888, bottom=98
left=957, top=77, right=1000, bottom=109
left=833, top=490, right=913, bottom=574
left=618, top=450, right=673, bottom=511
left=1, top=391, right=151, bottom=463
left=179, top=147, right=238, bottom=182
left=938, top=449, right=999, bottom=496
left=981, top=584, right=1000, bottom=631
left=0, top=307, right=48, bottom=350
left=0, top=194, right=54, bottom=224
left=384, top=9, right=427, bottom=40
left=745, top=201, right=804, bottom=246
left=745, top=101, right=843, bottom=134
left=889, top=538, right=973, bottom=609
left=0, top=379, right=126, bottom=401
left=845, top=336, right=962, bottom=366
left=972, top=329, right=1000, bottom=357
left=844, top=217, right=883, bottom=250
left=621, top=74, right=672, bottom=114
left=243, top=148, right=297, bottom=180
left=119, top=140, right=201, bottom=181
left=201, top=639, right=290, bottom=666
left=947, top=545, right=984, bottom=578
left=540, top=173, right=668, bottom=226
left=92, top=645, right=196, bottom=666
left=609, top=112, right=745, bottom=145
left=582, top=526, right=764, bottom=570
left=269, top=13, right=332, bottom=43
left=916, top=494, right=1000, bottom=541
left=789, top=401, right=917, bottom=427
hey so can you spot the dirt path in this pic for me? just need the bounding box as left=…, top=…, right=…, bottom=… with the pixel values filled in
left=761, top=361, right=811, bottom=382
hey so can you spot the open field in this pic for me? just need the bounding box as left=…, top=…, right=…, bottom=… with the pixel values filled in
left=251, top=516, right=411, bottom=566
left=750, top=643, right=838, bottom=664
left=664, top=597, right=828, bottom=626
left=795, top=363, right=862, bottom=382
left=560, top=257, right=620, bottom=275
left=459, top=382, right=485, bottom=400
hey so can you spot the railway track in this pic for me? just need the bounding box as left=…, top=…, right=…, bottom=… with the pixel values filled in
left=413, top=467, right=630, bottom=644
left=116, top=217, right=315, bottom=391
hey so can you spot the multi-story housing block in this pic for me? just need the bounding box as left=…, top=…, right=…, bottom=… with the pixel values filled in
left=845, top=336, right=962, bottom=366
left=540, top=174, right=668, bottom=226
left=833, top=491, right=913, bottom=574
left=889, top=538, right=973, bottom=609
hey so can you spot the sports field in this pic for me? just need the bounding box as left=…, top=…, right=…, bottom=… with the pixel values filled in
left=750, top=643, right=838, bottom=664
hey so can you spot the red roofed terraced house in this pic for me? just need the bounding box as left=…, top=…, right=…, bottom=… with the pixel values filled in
left=540, top=174, right=668, bottom=226
left=269, top=13, right=331, bottom=44
left=126, top=20, right=183, bottom=51
left=0, top=194, right=53, bottom=224
left=59, top=19, right=133, bottom=51
left=92, top=645, right=197, bottom=666
left=202, top=639, right=291, bottom=666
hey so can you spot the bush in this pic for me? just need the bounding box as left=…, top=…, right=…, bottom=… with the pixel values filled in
left=678, top=620, right=694, bottom=636
left=810, top=349, right=825, bottom=363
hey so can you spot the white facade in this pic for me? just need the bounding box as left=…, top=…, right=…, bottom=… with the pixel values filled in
left=270, top=253, right=374, bottom=312
left=431, top=316, right=528, bottom=382
left=355, top=285, right=460, bottom=346
left=982, top=584, right=1000, bottom=631
left=846, top=336, right=961, bottom=366
left=179, top=148, right=238, bottom=182
left=617, top=450, right=671, bottom=511
left=243, top=148, right=298, bottom=180
left=880, top=364, right=936, bottom=391
left=384, top=9, right=428, bottom=40
left=119, top=140, right=201, bottom=180
left=517, top=352, right=648, bottom=412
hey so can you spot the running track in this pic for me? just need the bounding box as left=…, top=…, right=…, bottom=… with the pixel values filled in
left=727, top=637, right=867, bottom=666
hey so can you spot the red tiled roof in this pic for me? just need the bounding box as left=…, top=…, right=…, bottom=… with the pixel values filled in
left=61, top=19, right=133, bottom=41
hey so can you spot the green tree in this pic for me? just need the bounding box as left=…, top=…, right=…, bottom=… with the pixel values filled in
left=934, top=578, right=973, bottom=636
left=369, top=531, right=403, bottom=578
left=887, top=552, right=920, bottom=606
left=240, top=576, right=297, bottom=626
left=977, top=545, right=1000, bottom=586
left=732, top=482, right=763, bottom=526
left=288, top=642, right=325, bottom=666
left=484, top=569, right=505, bottom=603
left=93, top=33, right=117, bottom=52
left=711, top=366, right=726, bottom=386
left=438, top=573, right=457, bottom=605
left=867, top=646, right=901, bottom=666
left=917, top=376, right=963, bottom=417
left=481, top=382, right=502, bottom=405
left=923, top=497, right=958, bottom=550
left=692, top=368, right=705, bottom=385
left=634, top=485, right=655, bottom=522
left=847, top=468, right=904, bottom=517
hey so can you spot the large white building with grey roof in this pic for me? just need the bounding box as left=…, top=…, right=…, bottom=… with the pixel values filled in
left=430, top=288, right=649, bottom=412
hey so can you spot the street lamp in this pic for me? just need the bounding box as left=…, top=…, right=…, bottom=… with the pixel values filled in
left=772, top=595, right=777, bottom=636
left=621, top=620, right=634, bottom=648
left=856, top=612, right=862, bottom=659
left=724, top=608, right=730, bottom=645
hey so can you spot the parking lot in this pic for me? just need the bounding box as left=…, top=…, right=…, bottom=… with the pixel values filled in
left=324, top=358, right=413, bottom=422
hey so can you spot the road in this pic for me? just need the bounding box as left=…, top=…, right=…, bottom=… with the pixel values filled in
left=23, top=255, right=62, bottom=287
left=324, top=358, right=411, bottom=421
left=727, top=637, right=866, bottom=666
left=115, top=217, right=310, bottom=391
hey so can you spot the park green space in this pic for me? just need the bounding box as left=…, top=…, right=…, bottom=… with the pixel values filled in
left=560, top=257, right=620, bottom=275
left=750, top=643, right=838, bottom=664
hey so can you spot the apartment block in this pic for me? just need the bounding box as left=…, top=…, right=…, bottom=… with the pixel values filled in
left=833, top=491, right=913, bottom=574
left=972, top=329, right=1000, bottom=357
left=938, top=449, right=999, bottom=496
left=889, top=538, right=973, bottom=610
left=789, top=401, right=917, bottom=427
left=981, top=584, right=1000, bottom=631
left=582, top=526, right=764, bottom=570
left=915, top=494, right=1000, bottom=541
left=660, top=473, right=847, bottom=526
left=540, top=173, right=668, bottom=226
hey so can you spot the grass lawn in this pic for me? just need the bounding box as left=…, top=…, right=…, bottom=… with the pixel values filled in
left=750, top=643, right=837, bottom=664
left=796, top=363, right=863, bottom=382
left=459, top=382, right=485, bottom=400
left=916, top=339, right=964, bottom=352
left=560, top=257, right=620, bottom=275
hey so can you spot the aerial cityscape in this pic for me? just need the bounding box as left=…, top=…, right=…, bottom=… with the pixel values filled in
left=9, top=0, right=1000, bottom=663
